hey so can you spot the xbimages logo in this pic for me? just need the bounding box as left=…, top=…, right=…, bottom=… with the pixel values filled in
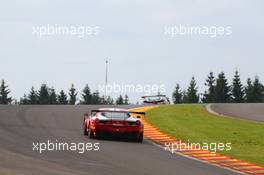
left=32, top=24, right=100, bottom=38
left=164, top=24, right=232, bottom=38
left=164, top=140, right=232, bottom=154
left=98, top=82, right=166, bottom=95
left=32, top=140, right=100, bottom=154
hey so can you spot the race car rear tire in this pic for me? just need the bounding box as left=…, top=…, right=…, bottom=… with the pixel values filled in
left=136, top=133, right=143, bottom=143
left=84, top=128, right=88, bottom=135
left=88, top=125, right=95, bottom=139
left=83, top=121, right=88, bottom=136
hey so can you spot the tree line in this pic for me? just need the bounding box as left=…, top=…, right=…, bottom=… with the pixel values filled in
left=0, top=80, right=129, bottom=105
left=1, top=70, right=264, bottom=105
left=172, top=71, right=264, bottom=103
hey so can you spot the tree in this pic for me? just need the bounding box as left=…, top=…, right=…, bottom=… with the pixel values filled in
left=182, top=90, right=188, bottom=103
left=202, top=72, right=215, bottom=103
left=81, top=84, right=92, bottom=104
left=68, top=84, right=77, bottom=105
left=58, top=90, right=68, bottom=104
left=38, top=84, right=50, bottom=104
left=214, top=72, right=231, bottom=103
left=0, top=80, right=12, bottom=104
left=231, top=70, right=244, bottom=103
left=116, top=95, right=124, bottom=105
left=102, top=96, right=114, bottom=105
left=91, top=90, right=101, bottom=104
left=28, top=86, right=38, bottom=104
left=172, top=84, right=182, bottom=104
left=20, top=94, right=29, bottom=105
left=107, top=96, right=114, bottom=105
left=252, top=77, right=264, bottom=102
left=245, top=77, right=264, bottom=102
left=245, top=78, right=254, bottom=102
left=100, top=96, right=107, bottom=104
left=124, top=94, right=129, bottom=105
left=49, top=87, right=57, bottom=104
left=186, top=77, right=199, bottom=103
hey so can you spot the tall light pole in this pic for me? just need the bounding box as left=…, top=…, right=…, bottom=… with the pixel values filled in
left=105, top=59, right=108, bottom=97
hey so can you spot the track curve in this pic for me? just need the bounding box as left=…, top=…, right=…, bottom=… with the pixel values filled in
left=0, top=105, right=242, bottom=175
left=209, top=103, right=264, bottom=122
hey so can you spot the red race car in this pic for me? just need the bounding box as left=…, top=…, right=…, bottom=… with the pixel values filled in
left=83, top=108, right=145, bottom=142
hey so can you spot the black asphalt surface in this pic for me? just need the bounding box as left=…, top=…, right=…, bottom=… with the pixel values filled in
left=210, top=103, right=264, bottom=122
left=0, top=105, right=242, bottom=175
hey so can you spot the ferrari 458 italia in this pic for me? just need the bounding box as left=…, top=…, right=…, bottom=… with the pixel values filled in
left=83, top=108, right=144, bottom=142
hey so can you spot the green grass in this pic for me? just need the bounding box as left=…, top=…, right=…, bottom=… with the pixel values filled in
left=146, top=105, right=264, bottom=166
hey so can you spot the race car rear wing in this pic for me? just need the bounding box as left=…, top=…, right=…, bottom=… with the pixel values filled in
left=142, top=95, right=166, bottom=98
left=90, top=109, right=145, bottom=115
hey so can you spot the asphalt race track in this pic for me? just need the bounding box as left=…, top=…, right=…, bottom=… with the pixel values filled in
left=0, top=105, right=243, bottom=175
left=210, top=103, right=264, bottom=122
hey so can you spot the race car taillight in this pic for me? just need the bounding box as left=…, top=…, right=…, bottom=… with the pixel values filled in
left=92, top=118, right=100, bottom=125
left=94, top=118, right=100, bottom=123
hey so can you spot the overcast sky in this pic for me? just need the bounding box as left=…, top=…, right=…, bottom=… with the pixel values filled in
left=0, top=0, right=263, bottom=103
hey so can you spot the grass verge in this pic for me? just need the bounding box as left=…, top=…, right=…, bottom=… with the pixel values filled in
left=146, top=105, right=264, bottom=166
